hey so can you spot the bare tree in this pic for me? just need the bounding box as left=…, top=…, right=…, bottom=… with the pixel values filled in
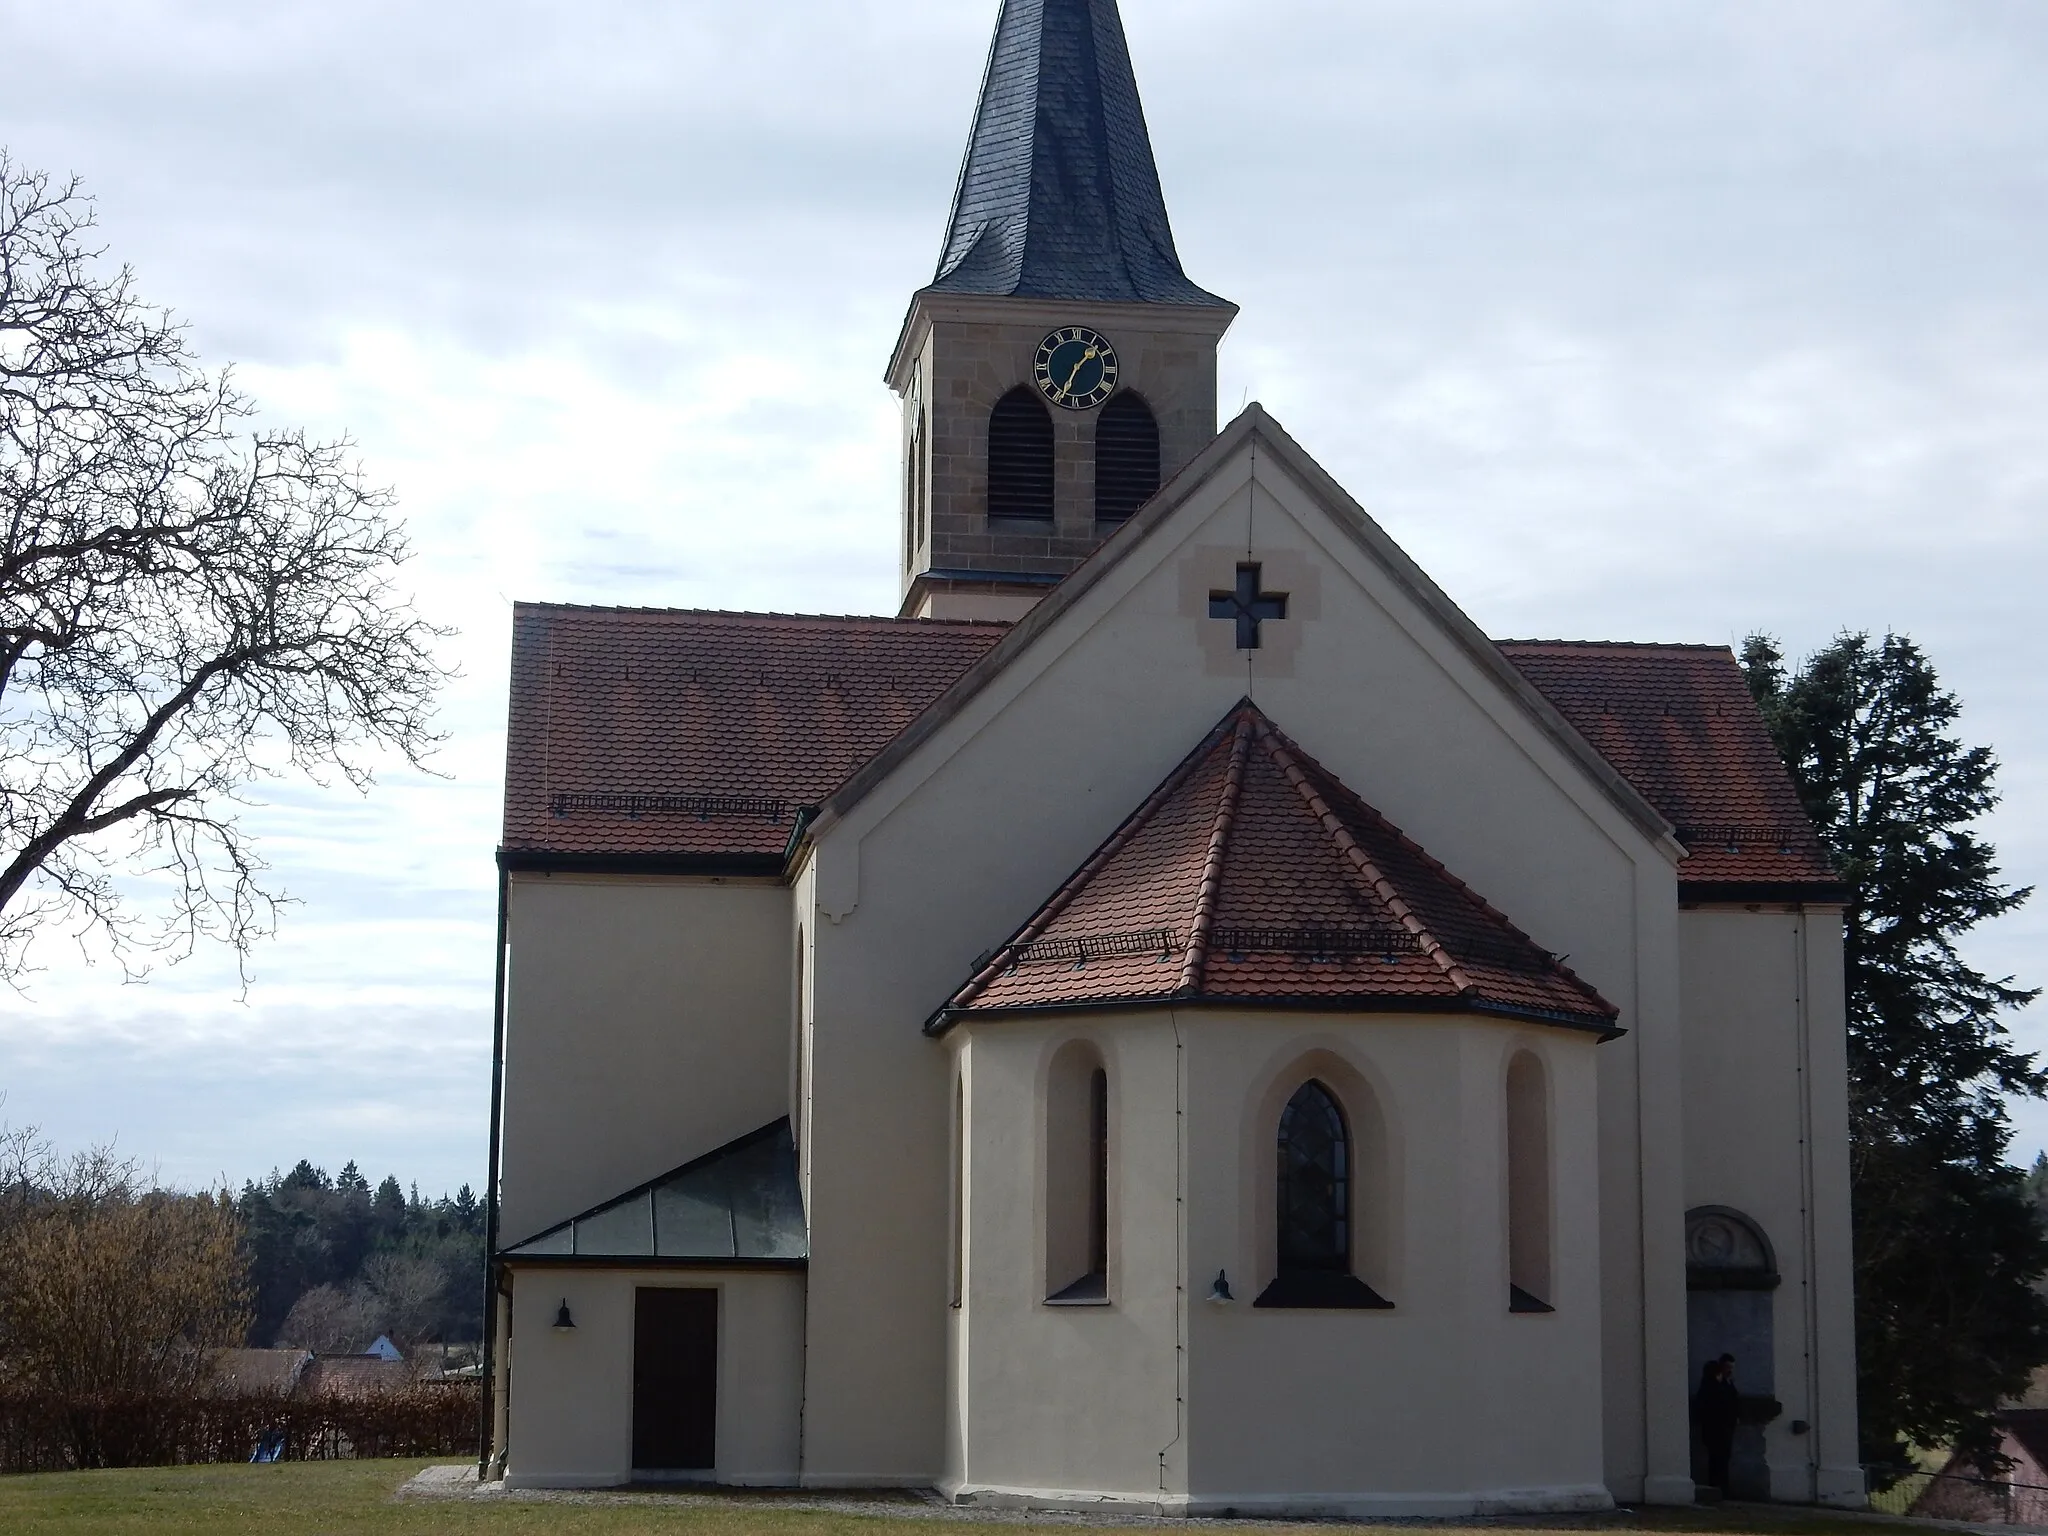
left=359, top=1252, right=448, bottom=1349
left=275, top=1282, right=376, bottom=1355
left=0, top=151, right=450, bottom=983
left=0, top=1125, right=249, bottom=1420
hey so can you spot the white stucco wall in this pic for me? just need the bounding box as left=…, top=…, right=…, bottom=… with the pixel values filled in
left=1182, top=1014, right=1608, bottom=1514
left=947, top=1009, right=1608, bottom=1514
left=947, top=1018, right=1183, bottom=1502
left=796, top=429, right=1689, bottom=1494
left=502, top=1266, right=805, bottom=1489
left=1679, top=905, right=1861, bottom=1505
left=500, top=876, right=792, bottom=1243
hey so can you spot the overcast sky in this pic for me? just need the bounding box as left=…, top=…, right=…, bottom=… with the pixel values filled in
left=2, top=0, right=2044, bottom=1198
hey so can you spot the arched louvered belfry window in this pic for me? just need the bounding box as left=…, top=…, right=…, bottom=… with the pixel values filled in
left=988, top=386, right=1054, bottom=522
left=1094, top=391, right=1160, bottom=523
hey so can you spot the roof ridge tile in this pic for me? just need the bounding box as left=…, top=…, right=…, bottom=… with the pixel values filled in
left=933, top=700, right=1621, bottom=1031
left=1254, top=718, right=1479, bottom=997
left=1178, top=708, right=1255, bottom=994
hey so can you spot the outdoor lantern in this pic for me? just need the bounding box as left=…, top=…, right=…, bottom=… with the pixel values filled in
left=553, top=1299, right=576, bottom=1332
left=1206, top=1270, right=1235, bottom=1304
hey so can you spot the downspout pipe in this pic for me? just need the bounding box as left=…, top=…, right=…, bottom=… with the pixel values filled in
left=477, top=856, right=511, bottom=1479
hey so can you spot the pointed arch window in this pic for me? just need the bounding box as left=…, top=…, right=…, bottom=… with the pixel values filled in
left=1278, top=1080, right=1348, bottom=1271
left=988, top=386, right=1054, bottom=522
left=1094, top=392, right=1160, bottom=523
left=1257, top=1079, right=1392, bottom=1309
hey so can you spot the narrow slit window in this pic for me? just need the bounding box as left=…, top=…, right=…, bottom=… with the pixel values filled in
left=1507, top=1052, right=1554, bottom=1313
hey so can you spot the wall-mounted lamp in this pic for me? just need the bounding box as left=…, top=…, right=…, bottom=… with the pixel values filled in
left=1206, top=1270, right=1235, bottom=1305
left=552, top=1300, right=577, bottom=1332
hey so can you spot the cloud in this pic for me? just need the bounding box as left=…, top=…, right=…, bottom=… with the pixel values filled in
left=3, top=0, right=2045, bottom=1183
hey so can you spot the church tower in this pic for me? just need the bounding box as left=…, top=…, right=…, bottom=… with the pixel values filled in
left=886, top=0, right=1237, bottom=621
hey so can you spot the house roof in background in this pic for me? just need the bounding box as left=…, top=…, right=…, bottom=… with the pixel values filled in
left=209, top=1348, right=313, bottom=1398
left=933, top=701, right=1620, bottom=1031
left=299, top=1356, right=414, bottom=1400
left=501, top=606, right=1008, bottom=866
left=1498, top=642, right=1841, bottom=895
left=929, top=0, right=1229, bottom=307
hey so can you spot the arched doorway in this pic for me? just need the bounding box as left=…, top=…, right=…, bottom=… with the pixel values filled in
left=1685, top=1206, right=1780, bottom=1498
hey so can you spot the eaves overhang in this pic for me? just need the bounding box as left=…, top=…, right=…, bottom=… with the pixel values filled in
left=1678, top=880, right=1853, bottom=906
left=499, top=1254, right=807, bottom=1273
left=497, top=848, right=788, bottom=881
left=926, top=993, right=1626, bottom=1043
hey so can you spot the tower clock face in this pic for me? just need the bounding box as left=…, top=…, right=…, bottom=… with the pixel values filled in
left=1033, top=326, right=1120, bottom=410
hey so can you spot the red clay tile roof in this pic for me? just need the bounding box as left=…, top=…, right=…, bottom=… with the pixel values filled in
left=499, top=604, right=1834, bottom=900
left=502, top=605, right=1009, bottom=861
left=934, top=701, right=1620, bottom=1031
left=1497, top=642, right=1839, bottom=892
left=299, top=1356, right=415, bottom=1399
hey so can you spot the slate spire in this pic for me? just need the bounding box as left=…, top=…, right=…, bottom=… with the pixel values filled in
left=933, top=0, right=1229, bottom=308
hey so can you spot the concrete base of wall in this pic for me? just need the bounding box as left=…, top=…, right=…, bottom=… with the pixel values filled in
left=504, top=1472, right=629, bottom=1490
left=1815, top=1466, right=1868, bottom=1508
left=1642, top=1474, right=1699, bottom=1506
left=943, top=1482, right=1617, bottom=1517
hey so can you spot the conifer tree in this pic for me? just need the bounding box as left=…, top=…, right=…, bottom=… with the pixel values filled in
left=1744, top=632, right=2048, bottom=1464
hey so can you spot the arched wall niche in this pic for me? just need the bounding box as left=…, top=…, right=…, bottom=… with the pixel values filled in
left=1504, top=1046, right=1554, bottom=1312
left=1042, top=1036, right=1111, bottom=1303
left=1241, top=1042, right=1401, bottom=1305
left=1684, top=1206, right=1780, bottom=1498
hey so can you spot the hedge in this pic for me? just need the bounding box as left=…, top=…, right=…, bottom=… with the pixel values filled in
left=0, top=1383, right=480, bottom=1473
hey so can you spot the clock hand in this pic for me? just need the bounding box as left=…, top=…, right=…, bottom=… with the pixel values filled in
left=1059, top=347, right=1100, bottom=398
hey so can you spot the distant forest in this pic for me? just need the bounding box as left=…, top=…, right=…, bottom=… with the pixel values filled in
left=237, top=1161, right=484, bottom=1350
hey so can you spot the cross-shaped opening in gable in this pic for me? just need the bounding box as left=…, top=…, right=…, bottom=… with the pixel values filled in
left=1208, top=563, right=1289, bottom=650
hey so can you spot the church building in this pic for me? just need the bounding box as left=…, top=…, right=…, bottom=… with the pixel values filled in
left=483, top=0, right=1864, bottom=1513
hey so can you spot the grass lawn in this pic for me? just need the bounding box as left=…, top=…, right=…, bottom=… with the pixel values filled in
left=0, top=1460, right=1902, bottom=1536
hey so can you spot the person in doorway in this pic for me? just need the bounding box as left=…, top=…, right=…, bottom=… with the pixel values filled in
left=1695, top=1354, right=1741, bottom=1493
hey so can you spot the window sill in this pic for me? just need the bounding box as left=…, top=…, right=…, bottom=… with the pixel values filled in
left=1045, top=1273, right=1109, bottom=1306
left=1252, top=1271, right=1393, bottom=1310
left=1509, top=1285, right=1555, bottom=1314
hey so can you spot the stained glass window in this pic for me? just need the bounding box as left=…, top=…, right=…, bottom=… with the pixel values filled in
left=1277, top=1080, right=1349, bottom=1273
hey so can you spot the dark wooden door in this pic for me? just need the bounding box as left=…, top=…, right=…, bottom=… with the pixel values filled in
left=632, top=1287, right=717, bottom=1472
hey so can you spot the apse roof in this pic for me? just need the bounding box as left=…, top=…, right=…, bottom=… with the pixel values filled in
left=931, top=701, right=1621, bottom=1033
left=929, top=0, right=1229, bottom=308
left=1498, top=642, right=1841, bottom=895
left=500, top=1119, right=806, bottom=1265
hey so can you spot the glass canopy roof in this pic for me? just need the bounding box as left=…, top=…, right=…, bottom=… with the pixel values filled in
left=502, top=1118, right=806, bottom=1263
